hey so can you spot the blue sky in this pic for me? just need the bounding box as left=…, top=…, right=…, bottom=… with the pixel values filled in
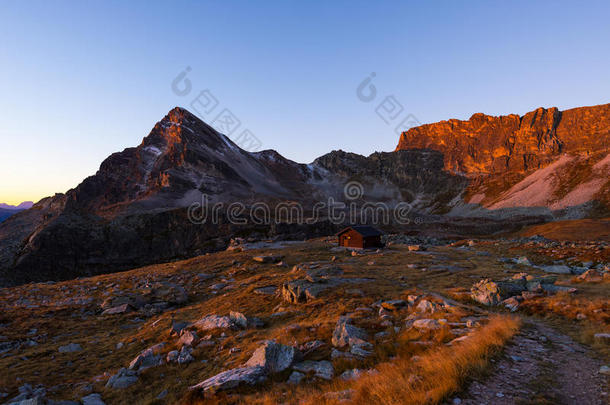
left=1, top=0, right=610, bottom=205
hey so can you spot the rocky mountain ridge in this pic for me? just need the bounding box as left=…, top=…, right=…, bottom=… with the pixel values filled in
left=397, top=103, right=610, bottom=214
left=396, top=103, right=610, bottom=175
left=0, top=108, right=464, bottom=286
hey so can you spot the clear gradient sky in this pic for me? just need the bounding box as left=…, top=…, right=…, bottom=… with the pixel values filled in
left=1, top=0, right=610, bottom=205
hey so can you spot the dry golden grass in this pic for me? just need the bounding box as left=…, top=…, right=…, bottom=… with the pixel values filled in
left=340, top=315, right=520, bottom=405
left=520, top=291, right=609, bottom=324
left=519, top=218, right=610, bottom=242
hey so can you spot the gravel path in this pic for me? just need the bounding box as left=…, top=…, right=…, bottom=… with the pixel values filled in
left=454, top=319, right=609, bottom=405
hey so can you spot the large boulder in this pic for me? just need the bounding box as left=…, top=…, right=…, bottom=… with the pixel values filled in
left=331, top=318, right=369, bottom=348
left=189, top=366, right=267, bottom=392
left=245, top=341, right=299, bottom=373
left=470, top=279, right=525, bottom=306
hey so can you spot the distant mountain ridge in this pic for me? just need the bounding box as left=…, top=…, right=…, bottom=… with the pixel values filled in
left=0, top=201, right=33, bottom=210
left=0, top=202, right=33, bottom=223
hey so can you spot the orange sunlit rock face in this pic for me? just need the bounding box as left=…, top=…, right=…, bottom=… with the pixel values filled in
left=396, top=104, right=610, bottom=175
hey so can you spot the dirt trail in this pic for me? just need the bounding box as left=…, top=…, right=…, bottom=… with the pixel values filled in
left=456, top=319, right=609, bottom=405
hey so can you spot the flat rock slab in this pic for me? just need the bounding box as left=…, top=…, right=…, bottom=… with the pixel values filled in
left=252, top=255, right=283, bottom=263
left=193, top=315, right=235, bottom=331
left=189, top=366, right=267, bottom=392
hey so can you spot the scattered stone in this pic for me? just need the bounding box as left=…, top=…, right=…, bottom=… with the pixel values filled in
left=350, top=343, right=374, bottom=357
left=540, top=284, right=577, bottom=294
left=81, top=393, right=106, bottom=405
left=177, top=346, right=194, bottom=364
left=229, top=311, right=248, bottom=329
left=380, top=300, right=407, bottom=310
left=178, top=330, right=198, bottom=347
left=286, top=371, right=305, bottom=384
left=128, top=344, right=165, bottom=371
left=156, top=390, right=168, bottom=400
left=600, top=366, right=610, bottom=376
left=412, top=319, right=442, bottom=330
left=539, top=265, right=572, bottom=274
left=245, top=341, right=298, bottom=373
left=415, top=299, right=438, bottom=313
left=502, top=296, right=522, bottom=312
left=209, top=283, right=227, bottom=291
left=58, top=343, right=82, bottom=353
left=470, top=279, right=526, bottom=306
left=101, top=304, right=132, bottom=315
left=281, top=279, right=336, bottom=304
left=189, top=366, right=267, bottom=392
left=169, top=321, right=190, bottom=336
left=105, top=368, right=138, bottom=389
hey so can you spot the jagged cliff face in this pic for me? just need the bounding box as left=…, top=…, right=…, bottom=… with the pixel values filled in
left=396, top=104, right=610, bottom=214
left=396, top=104, right=610, bottom=175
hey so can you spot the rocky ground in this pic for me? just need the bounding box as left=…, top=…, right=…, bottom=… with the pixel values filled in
left=0, top=235, right=608, bottom=404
